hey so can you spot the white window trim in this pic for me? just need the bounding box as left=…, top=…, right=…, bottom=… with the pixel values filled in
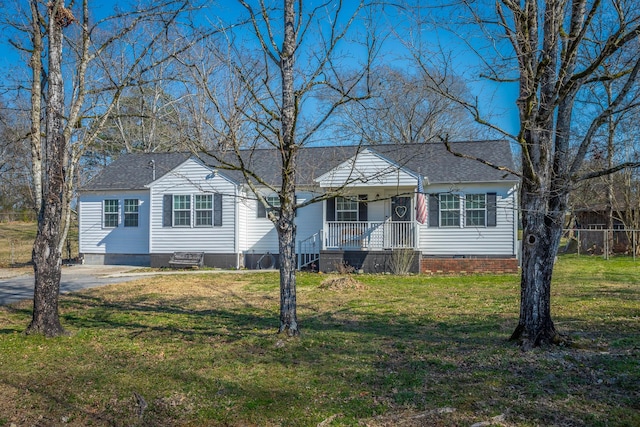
left=336, top=196, right=359, bottom=222
left=464, top=193, right=487, bottom=228
left=439, top=193, right=462, bottom=228
left=173, top=194, right=192, bottom=227
left=124, top=198, right=139, bottom=228
left=103, top=199, right=119, bottom=229
left=195, top=194, right=213, bottom=227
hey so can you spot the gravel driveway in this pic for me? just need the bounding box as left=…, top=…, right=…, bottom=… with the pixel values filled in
left=0, top=264, right=260, bottom=306
left=0, top=265, right=149, bottom=306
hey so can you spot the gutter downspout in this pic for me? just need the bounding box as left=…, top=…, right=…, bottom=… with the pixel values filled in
left=235, top=185, right=240, bottom=269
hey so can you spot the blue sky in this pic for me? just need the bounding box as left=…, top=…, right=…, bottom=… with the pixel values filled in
left=0, top=0, right=520, bottom=137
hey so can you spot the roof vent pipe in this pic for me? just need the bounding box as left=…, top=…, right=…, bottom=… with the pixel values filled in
left=149, top=159, right=156, bottom=181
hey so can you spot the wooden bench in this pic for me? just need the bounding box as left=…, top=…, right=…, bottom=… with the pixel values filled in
left=168, top=252, right=204, bottom=269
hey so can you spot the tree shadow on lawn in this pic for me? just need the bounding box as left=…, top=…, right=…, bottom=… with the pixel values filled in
left=57, top=290, right=514, bottom=345
left=2, top=287, right=638, bottom=425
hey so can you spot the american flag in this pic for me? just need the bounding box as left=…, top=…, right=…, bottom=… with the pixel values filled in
left=416, top=176, right=427, bottom=224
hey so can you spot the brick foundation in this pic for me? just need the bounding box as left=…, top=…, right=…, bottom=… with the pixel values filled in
left=420, top=257, right=519, bottom=274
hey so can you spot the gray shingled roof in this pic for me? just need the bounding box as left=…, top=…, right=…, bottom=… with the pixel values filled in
left=378, top=140, right=518, bottom=184
left=81, top=141, right=518, bottom=191
left=80, top=152, right=190, bottom=191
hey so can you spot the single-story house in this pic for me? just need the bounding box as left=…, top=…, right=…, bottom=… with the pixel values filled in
left=78, top=141, right=519, bottom=273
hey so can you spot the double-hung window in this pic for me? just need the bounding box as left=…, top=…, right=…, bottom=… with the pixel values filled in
left=257, top=195, right=281, bottom=218
left=103, top=199, right=119, bottom=228
left=163, top=193, right=222, bottom=227
left=173, top=195, right=191, bottom=227
left=336, top=196, right=359, bottom=221
left=439, top=194, right=460, bottom=227
left=195, top=194, right=212, bottom=226
left=465, top=194, right=486, bottom=227
left=124, top=199, right=139, bottom=227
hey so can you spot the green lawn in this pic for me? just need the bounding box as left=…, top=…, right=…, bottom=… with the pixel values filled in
left=0, top=256, right=638, bottom=426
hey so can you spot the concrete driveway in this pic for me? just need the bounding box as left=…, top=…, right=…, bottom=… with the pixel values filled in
left=0, top=265, right=150, bottom=306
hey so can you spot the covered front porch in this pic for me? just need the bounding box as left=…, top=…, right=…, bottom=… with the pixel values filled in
left=324, top=220, right=416, bottom=249
left=297, top=187, right=423, bottom=271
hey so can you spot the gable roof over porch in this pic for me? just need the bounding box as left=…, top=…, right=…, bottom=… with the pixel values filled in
left=315, top=147, right=418, bottom=188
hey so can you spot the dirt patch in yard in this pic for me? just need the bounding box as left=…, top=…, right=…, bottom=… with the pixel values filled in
left=318, top=275, right=368, bottom=290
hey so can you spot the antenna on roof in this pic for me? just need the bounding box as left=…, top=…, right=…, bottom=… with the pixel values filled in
left=149, top=160, right=156, bottom=181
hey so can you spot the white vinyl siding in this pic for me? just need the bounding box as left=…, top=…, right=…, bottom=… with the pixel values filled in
left=243, top=190, right=322, bottom=254
left=149, top=158, right=237, bottom=254
left=316, top=149, right=417, bottom=188
left=79, top=191, right=150, bottom=255
left=420, top=184, right=518, bottom=256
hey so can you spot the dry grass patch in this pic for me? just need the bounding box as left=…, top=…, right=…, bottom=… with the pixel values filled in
left=0, top=221, right=36, bottom=267
left=319, top=274, right=368, bottom=291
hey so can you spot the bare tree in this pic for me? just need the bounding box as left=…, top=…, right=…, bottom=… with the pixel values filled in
left=402, top=0, right=640, bottom=348
left=27, top=0, right=70, bottom=336
left=0, top=104, right=32, bottom=217
left=185, top=0, right=377, bottom=336
left=6, top=0, right=198, bottom=336
left=501, top=0, right=640, bottom=349
left=343, top=65, right=485, bottom=145
left=97, top=39, right=195, bottom=156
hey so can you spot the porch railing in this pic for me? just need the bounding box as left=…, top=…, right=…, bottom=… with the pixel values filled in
left=298, top=230, right=322, bottom=269
left=325, top=221, right=415, bottom=249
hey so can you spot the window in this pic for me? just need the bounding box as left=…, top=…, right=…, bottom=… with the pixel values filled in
left=258, top=195, right=281, bottom=218
left=124, top=199, right=139, bottom=227
left=103, top=199, right=119, bottom=228
left=195, top=194, right=212, bottom=226
left=465, top=194, right=486, bottom=227
left=163, top=193, right=222, bottom=228
left=336, top=196, right=359, bottom=221
left=439, top=194, right=460, bottom=227
left=173, top=195, right=191, bottom=226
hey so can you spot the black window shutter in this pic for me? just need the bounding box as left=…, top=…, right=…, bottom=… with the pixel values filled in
left=326, top=197, right=335, bottom=221
left=163, top=194, right=172, bottom=227
left=487, top=193, right=497, bottom=227
left=214, top=193, right=223, bottom=226
left=428, top=194, right=439, bottom=228
left=358, top=194, right=368, bottom=221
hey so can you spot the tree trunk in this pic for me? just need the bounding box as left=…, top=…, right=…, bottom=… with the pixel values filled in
left=510, top=180, right=562, bottom=349
left=277, top=206, right=298, bottom=336
left=29, top=0, right=43, bottom=214
left=27, top=2, right=66, bottom=337
left=276, top=0, right=299, bottom=336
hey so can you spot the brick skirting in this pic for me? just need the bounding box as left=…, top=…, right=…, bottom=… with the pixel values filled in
left=421, top=257, right=519, bottom=274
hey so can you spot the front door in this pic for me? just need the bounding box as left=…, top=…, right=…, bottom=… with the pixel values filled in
left=391, top=196, right=411, bottom=221
left=391, top=196, right=412, bottom=247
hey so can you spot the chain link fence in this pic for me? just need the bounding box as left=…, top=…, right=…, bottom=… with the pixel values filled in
left=0, top=212, right=37, bottom=223
left=0, top=218, right=79, bottom=268
left=0, top=238, right=33, bottom=267
left=562, top=228, right=640, bottom=260
left=0, top=237, right=80, bottom=268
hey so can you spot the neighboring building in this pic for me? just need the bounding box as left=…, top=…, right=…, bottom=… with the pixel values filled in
left=78, top=141, right=519, bottom=273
